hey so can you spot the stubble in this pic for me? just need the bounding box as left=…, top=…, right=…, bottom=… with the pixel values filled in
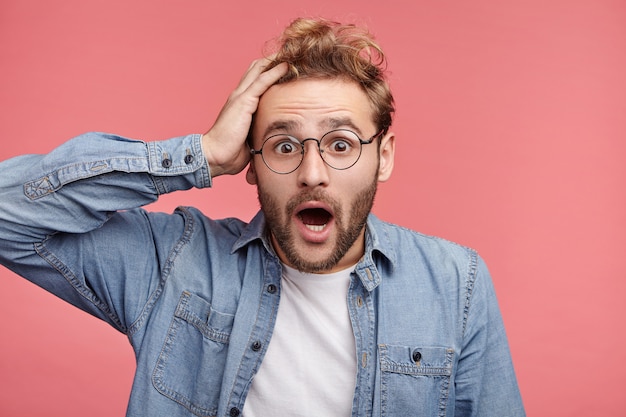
left=258, top=178, right=377, bottom=273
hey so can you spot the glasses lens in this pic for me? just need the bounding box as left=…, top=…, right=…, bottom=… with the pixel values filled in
left=319, top=130, right=362, bottom=170
left=262, top=135, right=303, bottom=173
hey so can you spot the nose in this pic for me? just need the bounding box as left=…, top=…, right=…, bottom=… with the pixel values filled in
left=296, top=139, right=329, bottom=187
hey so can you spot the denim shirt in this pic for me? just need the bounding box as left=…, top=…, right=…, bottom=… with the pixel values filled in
left=0, top=132, right=525, bottom=417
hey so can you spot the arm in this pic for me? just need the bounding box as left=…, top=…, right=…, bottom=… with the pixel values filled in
left=0, top=132, right=207, bottom=331
left=0, top=133, right=207, bottom=241
left=0, top=59, right=287, bottom=332
left=454, top=257, right=525, bottom=416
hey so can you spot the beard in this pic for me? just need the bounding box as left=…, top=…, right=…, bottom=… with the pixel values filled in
left=257, top=177, right=378, bottom=273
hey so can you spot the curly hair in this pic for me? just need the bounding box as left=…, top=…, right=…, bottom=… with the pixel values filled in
left=265, top=18, right=395, bottom=133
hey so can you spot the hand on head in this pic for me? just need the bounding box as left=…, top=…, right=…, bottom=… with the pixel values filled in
left=202, top=59, right=288, bottom=178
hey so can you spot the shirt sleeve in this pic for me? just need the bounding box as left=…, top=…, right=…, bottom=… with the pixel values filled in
left=454, top=256, right=526, bottom=416
left=0, top=132, right=211, bottom=332
left=1, top=132, right=209, bottom=238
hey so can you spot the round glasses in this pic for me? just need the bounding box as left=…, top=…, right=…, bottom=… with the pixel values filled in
left=250, top=129, right=383, bottom=174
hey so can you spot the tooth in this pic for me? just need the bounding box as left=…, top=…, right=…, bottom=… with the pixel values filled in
left=305, top=224, right=326, bottom=232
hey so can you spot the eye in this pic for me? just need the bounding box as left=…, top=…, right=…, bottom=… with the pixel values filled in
left=267, top=135, right=301, bottom=155
left=322, top=130, right=359, bottom=155
left=329, top=139, right=352, bottom=153
left=276, top=141, right=297, bottom=154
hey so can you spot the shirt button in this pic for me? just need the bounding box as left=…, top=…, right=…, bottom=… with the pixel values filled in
left=161, top=158, right=172, bottom=168
left=267, top=284, right=277, bottom=294
left=229, top=407, right=240, bottom=417
left=412, top=350, right=422, bottom=363
left=251, top=341, right=262, bottom=351
left=184, top=154, right=194, bottom=164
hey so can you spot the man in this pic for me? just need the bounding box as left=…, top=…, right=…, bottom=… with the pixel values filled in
left=0, top=18, right=525, bottom=416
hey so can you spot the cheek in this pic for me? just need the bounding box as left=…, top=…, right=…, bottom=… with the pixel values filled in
left=333, top=177, right=370, bottom=207
left=257, top=175, right=290, bottom=203
left=338, top=165, right=378, bottom=192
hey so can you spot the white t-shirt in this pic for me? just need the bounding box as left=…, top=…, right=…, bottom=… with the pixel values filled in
left=242, top=264, right=357, bottom=417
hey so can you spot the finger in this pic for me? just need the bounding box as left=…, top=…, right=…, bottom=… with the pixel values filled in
left=234, top=57, right=276, bottom=94
left=243, top=61, right=289, bottom=98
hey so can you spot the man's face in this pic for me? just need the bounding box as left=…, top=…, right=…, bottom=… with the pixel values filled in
left=247, top=78, right=395, bottom=273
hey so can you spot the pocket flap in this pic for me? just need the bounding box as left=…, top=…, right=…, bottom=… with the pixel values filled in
left=174, top=291, right=234, bottom=344
left=379, top=344, right=454, bottom=376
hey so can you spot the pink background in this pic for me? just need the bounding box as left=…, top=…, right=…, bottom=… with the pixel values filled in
left=1, top=1, right=625, bottom=415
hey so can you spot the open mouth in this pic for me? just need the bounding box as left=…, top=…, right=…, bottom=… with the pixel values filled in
left=297, top=208, right=332, bottom=232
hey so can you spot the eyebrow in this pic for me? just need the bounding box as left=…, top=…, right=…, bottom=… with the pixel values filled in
left=261, top=120, right=301, bottom=139
left=261, top=117, right=364, bottom=139
left=323, top=117, right=364, bottom=136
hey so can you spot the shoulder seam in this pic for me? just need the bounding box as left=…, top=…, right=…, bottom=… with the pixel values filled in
left=461, top=249, right=479, bottom=338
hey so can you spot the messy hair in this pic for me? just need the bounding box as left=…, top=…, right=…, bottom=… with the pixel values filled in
left=265, top=18, right=395, bottom=133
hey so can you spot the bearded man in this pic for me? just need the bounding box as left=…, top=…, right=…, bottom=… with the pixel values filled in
left=0, top=18, right=524, bottom=417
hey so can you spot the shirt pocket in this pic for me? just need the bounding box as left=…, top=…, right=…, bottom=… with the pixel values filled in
left=379, top=344, right=454, bottom=417
left=153, top=291, right=234, bottom=417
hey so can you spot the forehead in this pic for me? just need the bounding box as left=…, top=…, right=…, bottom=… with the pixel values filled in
left=253, top=78, right=376, bottom=140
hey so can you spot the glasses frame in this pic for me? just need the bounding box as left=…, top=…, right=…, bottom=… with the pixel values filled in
left=250, top=128, right=384, bottom=174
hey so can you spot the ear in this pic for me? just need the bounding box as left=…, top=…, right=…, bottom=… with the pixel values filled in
left=377, top=131, right=395, bottom=182
left=246, top=159, right=258, bottom=185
